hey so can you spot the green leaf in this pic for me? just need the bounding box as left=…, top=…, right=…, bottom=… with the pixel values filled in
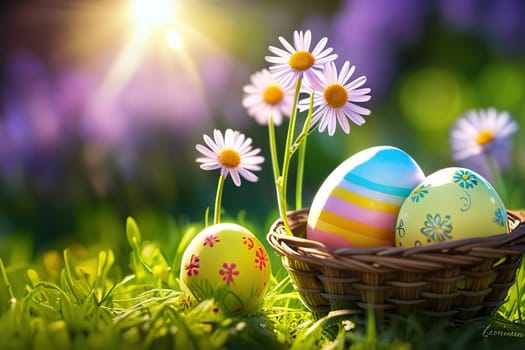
left=96, top=250, right=115, bottom=281
left=0, top=258, right=15, bottom=313
left=26, top=269, right=41, bottom=288
left=95, top=250, right=115, bottom=301
left=62, top=249, right=82, bottom=304
left=126, top=217, right=142, bottom=251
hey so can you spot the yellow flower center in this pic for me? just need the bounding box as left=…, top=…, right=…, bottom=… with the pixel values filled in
left=219, top=149, right=241, bottom=168
left=476, top=130, right=495, bottom=145
left=324, top=84, right=348, bottom=109
left=263, top=85, right=284, bottom=105
left=289, top=51, right=315, bottom=71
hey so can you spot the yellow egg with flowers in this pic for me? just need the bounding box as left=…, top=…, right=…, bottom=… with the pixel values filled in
left=395, top=167, right=509, bottom=247
left=180, top=223, right=271, bottom=315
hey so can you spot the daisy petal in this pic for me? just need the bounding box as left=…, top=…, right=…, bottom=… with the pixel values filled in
left=230, top=170, right=242, bottom=187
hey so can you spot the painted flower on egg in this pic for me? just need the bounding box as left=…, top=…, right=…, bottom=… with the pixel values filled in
left=453, top=169, right=478, bottom=189
left=494, top=208, right=507, bottom=228
left=420, top=213, right=453, bottom=243
left=410, top=184, right=430, bottom=203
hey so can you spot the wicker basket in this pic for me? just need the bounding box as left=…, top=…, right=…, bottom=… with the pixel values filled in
left=267, top=209, right=525, bottom=324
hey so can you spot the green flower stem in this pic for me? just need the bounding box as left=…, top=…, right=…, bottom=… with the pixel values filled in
left=486, top=151, right=507, bottom=203
left=268, top=115, right=290, bottom=232
left=290, top=127, right=315, bottom=154
left=294, top=93, right=315, bottom=210
left=214, top=175, right=225, bottom=225
left=290, top=94, right=315, bottom=155
left=278, top=77, right=303, bottom=233
left=268, top=116, right=280, bottom=187
left=0, top=258, right=15, bottom=301
left=295, top=138, right=306, bottom=210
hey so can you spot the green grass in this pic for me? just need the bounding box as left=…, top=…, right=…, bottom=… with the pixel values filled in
left=0, top=215, right=524, bottom=350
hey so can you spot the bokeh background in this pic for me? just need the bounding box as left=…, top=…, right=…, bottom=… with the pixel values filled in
left=1, top=0, right=525, bottom=260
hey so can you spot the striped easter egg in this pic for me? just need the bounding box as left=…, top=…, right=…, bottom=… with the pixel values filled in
left=307, top=146, right=425, bottom=248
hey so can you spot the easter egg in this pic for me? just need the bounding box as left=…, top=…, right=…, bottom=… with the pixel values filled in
left=307, top=146, right=425, bottom=248
left=395, top=167, right=509, bottom=247
left=180, top=223, right=271, bottom=315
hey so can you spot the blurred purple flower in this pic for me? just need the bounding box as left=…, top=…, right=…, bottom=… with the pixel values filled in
left=438, top=0, right=478, bottom=30
left=57, top=52, right=214, bottom=147
left=305, top=0, right=427, bottom=98
left=0, top=107, right=33, bottom=174
left=0, top=42, right=247, bottom=194
left=439, top=0, right=525, bottom=54
left=0, top=51, right=66, bottom=176
left=119, top=58, right=211, bottom=131
left=199, top=50, right=250, bottom=127
left=4, top=52, right=66, bottom=150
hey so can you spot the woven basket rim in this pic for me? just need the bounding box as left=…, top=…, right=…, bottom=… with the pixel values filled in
left=267, top=209, right=525, bottom=269
left=267, top=209, right=525, bottom=321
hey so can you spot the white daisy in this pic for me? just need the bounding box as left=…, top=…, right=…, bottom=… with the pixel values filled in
left=299, top=61, right=371, bottom=136
left=242, top=69, right=295, bottom=126
left=450, top=108, right=518, bottom=179
left=196, top=129, right=264, bottom=187
left=265, top=30, right=337, bottom=88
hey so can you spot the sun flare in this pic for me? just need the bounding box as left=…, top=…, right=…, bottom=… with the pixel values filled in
left=130, top=0, right=176, bottom=32
left=165, top=28, right=184, bottom=49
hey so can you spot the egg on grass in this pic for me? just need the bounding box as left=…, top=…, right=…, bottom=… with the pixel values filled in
left=180, top=223, right=271, bottom=315
left=395, top=167, right=509, bottom=247
left=307, top=146, right=426, bottom=248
